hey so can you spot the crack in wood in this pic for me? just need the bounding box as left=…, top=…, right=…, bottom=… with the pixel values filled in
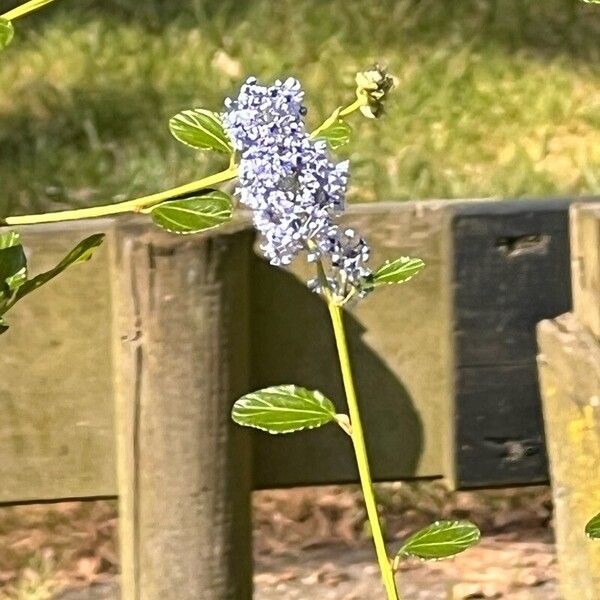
left=496, top=234, right=551, bottom=257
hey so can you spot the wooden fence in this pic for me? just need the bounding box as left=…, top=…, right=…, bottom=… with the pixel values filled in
left=537, top=202, right=600, bottom=600
left=0, top=198, right=584, bottom=599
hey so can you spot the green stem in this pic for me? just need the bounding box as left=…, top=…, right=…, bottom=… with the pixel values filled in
left=327, top=302, right=400, bottom=600
left=2, top=166, right=238, bottom=226
left=2, top=94, right=360, bottom=228
left=1, top=0, right=57, bottom=21
left=339, top=97, right=365, bottom=117
left=310, top=97, right=367, bottom=139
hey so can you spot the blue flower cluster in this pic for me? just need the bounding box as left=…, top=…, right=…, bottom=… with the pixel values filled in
left=223, top=76, right=372, bottom=299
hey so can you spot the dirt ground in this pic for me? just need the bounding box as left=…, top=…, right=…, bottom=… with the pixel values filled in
left=251, top=485, right=557, bottom=600
left=0, top=483, right=559, bottom=600
left=57, top=534, right=558, bottom=600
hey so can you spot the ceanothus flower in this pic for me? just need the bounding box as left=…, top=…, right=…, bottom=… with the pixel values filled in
left=222, top=76, right=372, bottom=300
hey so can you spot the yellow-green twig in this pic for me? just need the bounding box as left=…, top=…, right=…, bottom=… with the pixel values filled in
left=310, top=97, right=366, bottom=139
left=1, top=0, right=57, bottom=21
left=327, top=302, right=401, bottom=600
left=1, top=91, right=362, bottom=228
left=2, top=167, right=238, bottom=226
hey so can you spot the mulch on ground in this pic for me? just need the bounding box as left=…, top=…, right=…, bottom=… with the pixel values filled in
left=0, top=483, right=555, bottom=599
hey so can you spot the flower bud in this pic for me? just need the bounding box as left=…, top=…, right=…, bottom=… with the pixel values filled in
left=355, top=65, right=395, bottom=119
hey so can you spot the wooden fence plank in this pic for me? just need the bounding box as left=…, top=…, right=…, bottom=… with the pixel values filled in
left=251, top=202, right=450, bottom=486
left=0, top=220, right=116, bottom=503
left=111, top=220, right=254, bottom=600
left=571, top=203, right=600, bottom=338
left=446, top=198, right=573, bottom=488
left=537, top=313, right=600, bottom=600
left=0, top=199, right=590, bottom=503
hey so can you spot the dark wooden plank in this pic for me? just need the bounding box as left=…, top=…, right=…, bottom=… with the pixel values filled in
left=451, top=200, right=572, bottom=366
left=446, top=198, right=576, bottom=488
left=453, top=364, right=547, bottom=488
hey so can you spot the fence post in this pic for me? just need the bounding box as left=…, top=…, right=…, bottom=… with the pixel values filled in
left=537, top=202, right=600, bottom=600
left=110, top=219, right=254, bottom=600
left=571, top=204, right=600, bottom=338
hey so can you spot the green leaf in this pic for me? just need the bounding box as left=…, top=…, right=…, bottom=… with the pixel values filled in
left=0, top=232, right=27, bottom=293
left=0, top=316, right=8, bottom=335
left=6, top=267, right=26, bottom=292
left=370, top=256, right=425, bottom=286
left=14, top=233, right=104, bottom=302
left=0, top=245, right=26, bottom=287
left=169, top=109, right=232, bottom=154
left=0, top=19, right=14, bottom=51
left=397, top=520, right=481, bottom=561
left=151, top=190, right=233, bottom=235
left=316, top=119, right=352, bottom=150
left=585, top=513, right=600, bottom=539
left=0, top=230, right=21, bottom=249
left=232, top=385, right=337, bottom=434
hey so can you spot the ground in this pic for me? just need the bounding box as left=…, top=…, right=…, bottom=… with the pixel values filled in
left=57, top=535, right=559, bottom=600
left=0, top=483, right=560, bottom=599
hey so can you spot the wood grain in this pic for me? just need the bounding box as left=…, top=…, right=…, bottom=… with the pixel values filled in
left=446, top=199, right=573, bottom=487
left=571, top=203, right=600, bottom=339
left=0, top=199, right=590, bottom=504
left=111, top=221, right=254, bottom=600
left=538, top=313, right=600, bottom=600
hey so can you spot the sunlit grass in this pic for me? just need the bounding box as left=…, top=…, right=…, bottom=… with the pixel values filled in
left=1, top=0, right=600, bottom=215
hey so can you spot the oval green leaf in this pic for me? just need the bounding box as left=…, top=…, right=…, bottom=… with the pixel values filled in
left=169, top=109, right=232, bottom=154
left=232, top=385, right=337, bottom=434
left=586, top=512, right=600, bottom=539
left=397, top=520, right=481, bottom=561
left=371, top=256, right=425, bottom=286
left=14, top=233, right=104, bottom=302
left=316, top=119, right=352, bottom=150
left=0, top=231, right=27, bottom=293
left=0, top=19, right=14, bottom=51
left=151, top=190, right=233, bottom=235
left=0, top=245, right=26, bottom=286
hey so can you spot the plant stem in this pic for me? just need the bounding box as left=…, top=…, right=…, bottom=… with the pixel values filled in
left=1, top=0, right=57, bottom=21
left=310, top=97, right=367, bottom=139
left=339, top=97, right=365, bottom=117
left=2, top=166, right=238, bottom=226
left=327, top=302, right=400, bottom=600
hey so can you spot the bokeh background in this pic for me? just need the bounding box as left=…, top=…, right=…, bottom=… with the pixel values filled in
left=2, top=0, right=600, bottom=218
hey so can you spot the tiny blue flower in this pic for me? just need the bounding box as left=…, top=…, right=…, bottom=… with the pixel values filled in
left=223, top=76, right=372, bottom=300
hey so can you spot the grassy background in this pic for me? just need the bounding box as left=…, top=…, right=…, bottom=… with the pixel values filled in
left=1, top=0, right=600, bottom=216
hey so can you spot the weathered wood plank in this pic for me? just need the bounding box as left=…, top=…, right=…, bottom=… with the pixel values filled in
left=571, top=202, right=600, bottom=339
left=537, top=313, right=600, bottom=600
left=111, top=221, right=254, bottom=600
left=0, top=220, right=116, bottom=503
left=251, top=202, right=450, bottom=486
left=446, top=198, right=574, bottom=488
left=0, top=198, right=589, bottom=502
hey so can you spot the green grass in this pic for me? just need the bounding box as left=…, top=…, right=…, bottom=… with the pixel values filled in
left=1, top=0, right=600, bottom=216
